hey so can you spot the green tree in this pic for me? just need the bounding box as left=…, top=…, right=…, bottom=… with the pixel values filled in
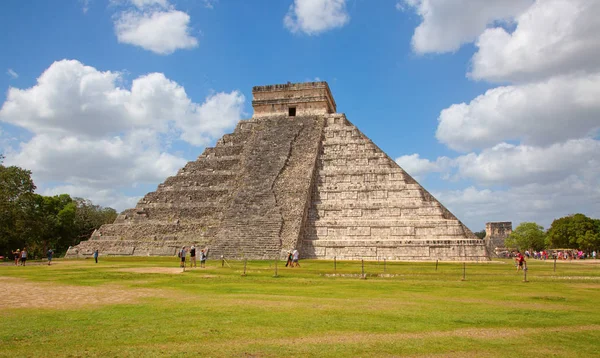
left=71, top=198, right=117, bottom=246
left=546, top=214, right=599, bottom=251
left=473, top=230, right=486, bottom=240
left=505, top=222, right=545, bottom=251
left=20, top=194, right=76, bottom=258
left=0, top=155, right=37, bottom=256
left=1, top=155, right=118, bottom=257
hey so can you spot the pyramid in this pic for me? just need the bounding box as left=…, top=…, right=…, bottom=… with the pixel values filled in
left=66, top=82, right=488, bottom=261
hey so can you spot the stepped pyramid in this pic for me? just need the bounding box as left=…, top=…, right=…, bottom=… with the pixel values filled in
left=66, top=82, right=488, bottom=261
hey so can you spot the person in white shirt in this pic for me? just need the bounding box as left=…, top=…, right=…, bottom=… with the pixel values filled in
left=292, top=249, right=300, bottom=267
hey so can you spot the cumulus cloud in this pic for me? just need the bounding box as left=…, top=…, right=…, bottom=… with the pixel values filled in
left=402, top=0, right=532, bottom=54
left=435, top=174, right=600, bottom=229
left=0, top=59, right=245, bottom=211
left=284, top=0, right=349, bottom=35
left=0, top=60, right=244, bottom=143
left=114, top=10, right=198, bottom=54
left=470, top=0, right=600, bottom=82
left=395, top=153, right=452, bottom=179
left=454, top=139, right=600, bottom=186
left=401, top=0, right=600, bottom=228
left=436, top=73, right=600, bottom=151
left=113, top=0, right=198, bottom=54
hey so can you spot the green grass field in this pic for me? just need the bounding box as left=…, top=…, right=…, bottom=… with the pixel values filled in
left=1, top=257, right=599, bottom=357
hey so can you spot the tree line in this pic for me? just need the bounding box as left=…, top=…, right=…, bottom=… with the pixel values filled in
left=504, top=214, right=600, bottom=252
left=1, top=155, right=117, bottom=259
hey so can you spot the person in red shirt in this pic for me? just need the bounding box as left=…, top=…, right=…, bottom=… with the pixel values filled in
left=515, top=251, right=526, bottom=272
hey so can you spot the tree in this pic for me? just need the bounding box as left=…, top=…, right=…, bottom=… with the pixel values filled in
left=546, top=214, right=600, bottom=251
left=19, top=194, right=76, bottom=258
left=473, top=230, right=486, bottom=240
left=0, top=156, right=118, bottom=257
left=0, top=155, right=37, bottom=256
left=71, top=198, right=117, bottom=245
left=505, top=222, right=545, bottom=251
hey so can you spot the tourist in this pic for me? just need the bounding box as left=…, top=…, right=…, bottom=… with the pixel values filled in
left=285, top=251, right=293, bottom=267
left=190, top=245, right=197, bottom=268
left=179, top=246, right=187, bottom=271
left=593, top=250, right=597, bottom=260
left=13, top=249, right=20, bottom=266
left=200, top=248, right=207, bottom=268
left=47, top=248, right=53, bottom=265
left=292, top=249, right=300, bottom=267
left=93, top=249, right=99, bottom=264
left=515, top=251, right=526, bottom=272
left=20, top=248, right=27, bottom=266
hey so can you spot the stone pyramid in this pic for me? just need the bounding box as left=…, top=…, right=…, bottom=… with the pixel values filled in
left=67, top=82, right=488, bottom=261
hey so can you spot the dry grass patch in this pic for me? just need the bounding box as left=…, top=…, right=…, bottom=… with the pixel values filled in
left=0, top=277, right=167, bottom=310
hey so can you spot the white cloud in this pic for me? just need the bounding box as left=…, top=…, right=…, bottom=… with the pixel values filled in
left=402, top=0, right=600, bottom=229
left=0, top=60, right=244, bottom=143
left=435, top=174, right=600, bottom=229
left=395, top=153, right=451, bottom=179
left=0, top=59, right=245, bottom=212
left=403, top=0, right=532, bottom=54
left=178, top=91, right=246, bottom=146
left=436, top=73, right=600, bottom=152
left=284, top=0, right=349, bottom=35
left=454, top=139, right=600, bottom=186
left=114, top=9, right=198, bottom=54
left=6, top=69, right=18, bottom=79
left=470, top=0, right=600, bottom=82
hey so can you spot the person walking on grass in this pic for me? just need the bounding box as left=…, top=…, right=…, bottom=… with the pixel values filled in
left=47, top=248, right=53, bottom=266
left=20, top=248, right=27, bottom=266
left=285, top=251, right=293, bottom=267
left=516, top=251, right=526, bottom=272
left=189, top=245, right=197, bottom=268
left=179, top=246, right=187, bottom=271
left=93, top=249, right=99, bottom=264
left=200, top=248, right=207, bottom=268
left=13, top=249, right=20, bottom=266
left=292, top=249, right=300, bottom=267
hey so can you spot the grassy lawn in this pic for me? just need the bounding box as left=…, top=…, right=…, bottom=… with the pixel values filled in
left=1, top=257, right=599, bottom=357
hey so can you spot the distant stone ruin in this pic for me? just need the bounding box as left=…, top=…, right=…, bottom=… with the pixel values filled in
left=66, top=82, right=489, bottom=261
left=484, top=222, right=513, bottom=257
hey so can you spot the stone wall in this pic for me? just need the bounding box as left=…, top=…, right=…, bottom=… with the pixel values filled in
left=252, top=82, right=336, bottom=117
left=484, top=222, right=513, bottom=256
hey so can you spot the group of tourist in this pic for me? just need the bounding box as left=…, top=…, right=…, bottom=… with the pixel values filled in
left=285, top=249, right=300, bottom=267
left=178, top=245, right=208, bottom=270
left=11, top=248, right=28, bottom=266
left=11, top=248, right=55, bottom=266
left=512, top=249, right=597, bottom=272
left=523, top=249, right=597, bottom=261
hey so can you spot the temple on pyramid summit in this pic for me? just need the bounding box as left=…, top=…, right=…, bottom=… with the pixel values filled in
left=66, top=82, right=489, bottom=261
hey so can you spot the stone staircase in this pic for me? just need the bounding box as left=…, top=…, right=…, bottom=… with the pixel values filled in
left=67, top=116, right=324, bottom=259
left=298, top=114, right=488, bottom=261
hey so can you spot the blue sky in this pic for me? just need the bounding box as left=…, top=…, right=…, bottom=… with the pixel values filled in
left=1, top=0, right=598, bottom=231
